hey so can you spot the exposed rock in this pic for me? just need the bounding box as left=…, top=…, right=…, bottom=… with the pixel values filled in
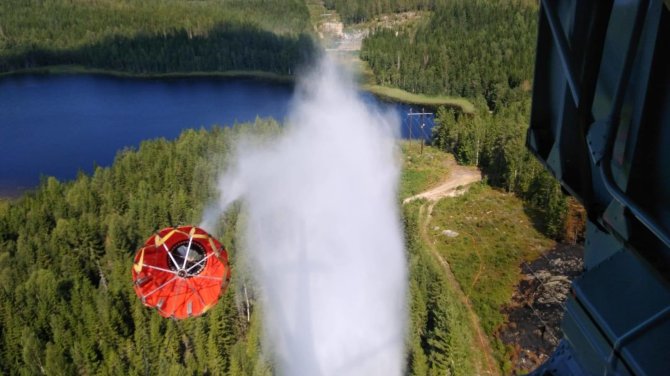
left=442, top=229, right=459, bottom=238
left=499, top=243, right=584, bottom=374
left=320, top=21, right=343, bottom=37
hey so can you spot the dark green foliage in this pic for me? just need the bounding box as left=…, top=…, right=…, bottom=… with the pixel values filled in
left=360, top=0, right=567, bottom=239
left=403, top=204, right=476, bottom=375
left=0, top=120, right=282, bottom=375
left=0, top=0, right=317, bottom=75
left=361, top=0, right=537, bottom=108
left=525, top=171, right=568, bottom=239
left=432, top=102, right=569, bottom=240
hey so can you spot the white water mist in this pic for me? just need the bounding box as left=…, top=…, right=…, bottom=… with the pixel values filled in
left=203, top=57, right=407, bottom=375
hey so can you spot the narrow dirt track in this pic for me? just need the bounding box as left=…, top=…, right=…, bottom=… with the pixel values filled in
left=406, top=162, right=499, bottom=375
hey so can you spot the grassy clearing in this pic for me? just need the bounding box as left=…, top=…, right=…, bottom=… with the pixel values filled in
left=399, top=143, right=554, bottom=373
left=363, top=84, right=475, bottom=113
left=398, top=142, right=451, bottom=199
left=428, top=184, right=554, bottom=369
left=401, top=146, right=489, bottom=374
left=404, top=200, right=481, bottom=375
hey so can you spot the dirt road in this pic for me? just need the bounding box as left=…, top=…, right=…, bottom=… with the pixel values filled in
left=404, top=157, right=482, bottom=204
left=405, top=161, right=499, bottom=375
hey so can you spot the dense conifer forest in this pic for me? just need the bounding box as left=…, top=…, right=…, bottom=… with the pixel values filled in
left=0, top=0, right=316, bottom=75
left=0, top=122, right=271, bottom=374
left=0, top=121, right=479, bottom=375
left=357, top=0, right=568, bottom=239
left=360, top=1, right=537, bottom=106
left=0, top=1, right=577, bottom=374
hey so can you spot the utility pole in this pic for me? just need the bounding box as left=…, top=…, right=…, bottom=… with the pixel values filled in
left=421, top=108, right=424, bottom=154
left=407, top=108, right=434, bottom=154
left=408, top=108, right=413, bottom=145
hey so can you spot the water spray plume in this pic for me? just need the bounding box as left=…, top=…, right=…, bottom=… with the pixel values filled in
left=203, top=57, right=407, bottom=375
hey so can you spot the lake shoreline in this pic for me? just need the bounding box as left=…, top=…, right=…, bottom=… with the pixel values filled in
left=0, top=65, right=472, bottom=110
left=1, top=72, right=437, bottom=196
left=363, top=84, right=475, bottom=114
left=0, top=65, right=296, bottom=84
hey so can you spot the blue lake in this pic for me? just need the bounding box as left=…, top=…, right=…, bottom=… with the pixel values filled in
left=0, top=74, right=435, bottom=195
